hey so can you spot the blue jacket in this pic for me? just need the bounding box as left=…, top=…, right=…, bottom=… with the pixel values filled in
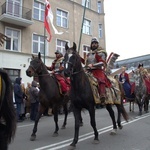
left=14, top=77, right=23, bottom=103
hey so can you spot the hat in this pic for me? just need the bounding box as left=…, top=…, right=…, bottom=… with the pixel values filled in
left=138, top=63, right=143, bottom=68
left=91, top=37, right=99, bottom=44
left=55, top=50, right=63, bottom=55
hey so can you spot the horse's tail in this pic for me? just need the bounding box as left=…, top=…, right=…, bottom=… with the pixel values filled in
left=121, top=103, right=129, bottom=122
left=0, top=69, right=17, bottom=143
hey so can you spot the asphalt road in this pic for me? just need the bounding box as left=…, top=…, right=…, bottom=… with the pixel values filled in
left=9, top=103, right=150, bottom=150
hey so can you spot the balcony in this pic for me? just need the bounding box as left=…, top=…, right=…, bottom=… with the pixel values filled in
left=0, top=2, right=34, bottom=27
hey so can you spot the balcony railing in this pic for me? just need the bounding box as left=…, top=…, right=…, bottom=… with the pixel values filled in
left=0, top=2, right=33, bottom=27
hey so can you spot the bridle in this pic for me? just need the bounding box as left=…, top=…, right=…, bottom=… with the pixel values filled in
left=65, top=54, right=83, bottom=76
left=29, top=59, right=49, bottom=76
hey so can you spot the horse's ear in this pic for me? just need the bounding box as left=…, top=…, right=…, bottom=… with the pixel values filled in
left=65, top=42, right=69, bottom=51
left=73, top=42, right=77, bottom=51
left=32, top=54, right=34, bottom=59
left=38, top=52, right=41, bottom=59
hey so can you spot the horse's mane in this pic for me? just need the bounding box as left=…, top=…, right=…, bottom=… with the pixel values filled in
left=71, top=52, right=89, bottom=90
left=0, top=69, right=16, bottom=143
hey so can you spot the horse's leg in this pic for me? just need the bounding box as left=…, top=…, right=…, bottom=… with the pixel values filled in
left=52, top=106, right=59, bottom=136
left=61, top=103, right=68, bottom=129
left=88, top=107, right=99, bottom=143
left=129, top=101, right=131, bottom=112
left=30, top=105, right=45, bottom=141
left=145, top=97, right=149, bottom=113
left=115, top=104, right=123, bottom=129
left=79, top=112, right=83, bottom=126
left=69, top=108, right=81, bottom=150
left=0, top=124, right=8, bottom=150
left=106, top=104, right=117, bottom=135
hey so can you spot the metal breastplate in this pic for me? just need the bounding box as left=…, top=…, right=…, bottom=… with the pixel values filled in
left=86, top=53, right=97, bottom=65
left=54, top=61, right=61, bottom=70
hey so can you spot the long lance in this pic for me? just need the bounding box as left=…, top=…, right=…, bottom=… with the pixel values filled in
left=78, top=0, right=87, bottom=53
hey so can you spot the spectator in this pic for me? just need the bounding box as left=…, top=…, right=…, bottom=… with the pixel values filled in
left=25, top=82, right=31, bottom=115
left=14, top=77, right=24, bottom=122
left=21, top=82, right=27, bottom=120
left=29, top=80, right=39, bottom=121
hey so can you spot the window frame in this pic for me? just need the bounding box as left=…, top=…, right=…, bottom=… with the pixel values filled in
left=97, top=1, right=102, bottom=14
left=83, top=19, right=91, bottom=35
left=4, top=27, right=21, bottom=52
left=56, top=8, right=69, bottom=28
left=56, top=39, right=68, bottom=56
left=98, top=24, right=103, bottom=38
left=82, top=0, right=91, bottom=9
left=32, top=34, right=47, bottom=55
left=33, top=0, right=45, bottom=21
left=82, top=44, right=90, bottom=60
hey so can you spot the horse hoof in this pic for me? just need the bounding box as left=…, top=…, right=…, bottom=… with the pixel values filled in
left=68, top=145, right=76, bottom=150
left=118, top=125, right=123, bottom=130
left=61, top=125, right=66, bottom=129
left=52, top=132, right=58, bottom=137
left=110, top=129, right=117, bottom=135
left=30, top=135, right=36, bottom=141
left=92, top=139, right=100, bottom=144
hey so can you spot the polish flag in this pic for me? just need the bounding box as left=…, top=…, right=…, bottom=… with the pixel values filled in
left=44, top=0, right=63, bottom=42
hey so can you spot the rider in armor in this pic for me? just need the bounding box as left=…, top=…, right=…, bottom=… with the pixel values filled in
left=138, top=63, right=150, bottom=94
left=85, top=37, right=112, bottom=101
left=46, top=50, right=70, bottom=94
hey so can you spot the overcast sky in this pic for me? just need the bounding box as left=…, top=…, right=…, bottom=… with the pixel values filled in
left=104, top=0, right=150, bottom=60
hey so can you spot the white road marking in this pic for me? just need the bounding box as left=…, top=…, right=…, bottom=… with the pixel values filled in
left=33, top=113, right=150, bottom=150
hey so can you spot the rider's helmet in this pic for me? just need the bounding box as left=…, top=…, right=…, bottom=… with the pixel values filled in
left=90, top=37, right=99, bottom=50
left=91, top=37, right=99, bottom=44
left=138, top=63, right=143, bottom=68
left=55, top=50, right=63, bottom=55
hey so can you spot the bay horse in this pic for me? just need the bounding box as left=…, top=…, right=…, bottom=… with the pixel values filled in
left=64, top=42, right=128, bottom=150
left=26, top=53, right=69, bottom=141
left=0, top=69, right=16, bottom=150
left=132, top=70, right=149, bottom=115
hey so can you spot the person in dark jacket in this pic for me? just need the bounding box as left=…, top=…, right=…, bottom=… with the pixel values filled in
left=29, top=80, right=39, bottom=121
left=14, top=77, right=24, bottom=122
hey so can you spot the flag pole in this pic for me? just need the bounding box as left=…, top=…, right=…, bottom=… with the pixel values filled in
left=78, top=0, right=87, bottom=53
left=43, top=3, right=46, bottom=64
left=44, top=27, right=46, bottom=64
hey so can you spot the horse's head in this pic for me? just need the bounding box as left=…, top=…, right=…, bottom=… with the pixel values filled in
left=26, top=52, right=43, bottom=77
left=64, top=42, right=82, bottom=77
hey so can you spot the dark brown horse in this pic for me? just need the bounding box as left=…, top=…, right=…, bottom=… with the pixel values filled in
left=0, top=69, right=17, bottom=150
left=26, top=53, right=69, bottom=141
left=64, top=42, right=128, bottom=149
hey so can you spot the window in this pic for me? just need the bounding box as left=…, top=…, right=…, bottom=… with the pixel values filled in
left=6, top=0, right=22, bottom=17
left=82, top=0, right=91, bottom=9
left=5, top=28, right=21, bottom=51
left=4, top=68, right=20, bottom=84
left=98, top=24, right=102, bottom=38
left=56, top=9, right=68, bottom=28
left=83, top=45, right=90, bottom=60
left=83, top=19, right=91, bottom=35
left=32, top=34, right=45, bottom=54
left=97, top=1, right=102, bottom=13
left=56, top=39, right=66, bottom=55
left=33, top=0, right=44, bottom=21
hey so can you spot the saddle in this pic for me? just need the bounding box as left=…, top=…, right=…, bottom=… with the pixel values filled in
left=53, top=74, right=70, bottom=95
left=86, top=73, right=101, bottom=104
left=87, top=73, right=121, bottom=105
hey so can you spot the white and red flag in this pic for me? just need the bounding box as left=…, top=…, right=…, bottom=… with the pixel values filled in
left=44, top=0, right=63, bottom=42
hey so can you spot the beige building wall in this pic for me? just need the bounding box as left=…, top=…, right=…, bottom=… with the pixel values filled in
left=0, top=0, right=106, bottom=85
